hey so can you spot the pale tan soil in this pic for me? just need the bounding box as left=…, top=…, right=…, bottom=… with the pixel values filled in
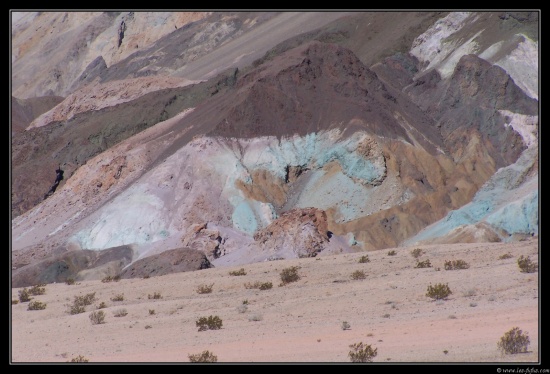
left=11, top=238, right=539, bottom=363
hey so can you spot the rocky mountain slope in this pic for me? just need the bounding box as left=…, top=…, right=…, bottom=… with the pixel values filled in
left=11, top=11, right=538, bottom=290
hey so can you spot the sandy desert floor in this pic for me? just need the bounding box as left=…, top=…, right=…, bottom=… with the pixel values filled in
left=11, top=237, right=539, bottom=363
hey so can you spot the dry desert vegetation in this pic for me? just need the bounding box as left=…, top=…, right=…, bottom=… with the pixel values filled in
left=11, top=237, right=539, bottom=363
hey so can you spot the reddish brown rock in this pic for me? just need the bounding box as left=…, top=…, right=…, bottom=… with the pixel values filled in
left=254, top=207, right=329, bottom=258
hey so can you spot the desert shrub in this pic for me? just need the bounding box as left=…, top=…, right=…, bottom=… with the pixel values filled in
left=110, top=294, right=124, bottom=302
left=341, top=321, right=351, bottom=330
left=242, top=299, right=249, bottom=305
left=358, top=255, right=370, bottom=263
left=188, top=350, right=218, bottom=363
left=27, top=301, right=47, bottom=310
left=444, top=259, right=470, bottom=270
left=69, top=355, right=89, bottom=362
left=113, top=308, right=128, bottom=317
left=29, top=284, right=46, bottom=295
left=248, top=313, right=263, bottom=321
left=426, top=283, right=452, bottom=300
left=67, top=292, right=96, bottom=314
left=244, top=281, right=272, bottom=290
left=229, top=268, right=247, bottom=276
left=463, top=288, right=476, bottom=297
left=149, top=309, right=155, bottom=315
left=258, top=282, right=273, bottom=290
left=145, top=325, right=152, bottom=329
left=89, top=310, right=105, bottom=325
left=102, top=276, right=113, bottom=283
left=143, top=275, right=150, bottom=279
left=97, top=302, right=107, bottom=309
left=75, top=293, right=97, bottom=307
left=18, top=288, right=31, bottom=302
left=12, top=299, right=19, bottom=305
left=410, top=248, right=424, bottom=258
left=196, top=284, right=214, bottom=294
left=387, top=250, right=396, bottom=256
left=102, top=275, right=121, bottom=282
left=236, top=304, right=248, bottom=314
left=348, top=342, right=377, bottom=362
left=382, top=313, right=390, bottom=318
left=351, top=270, right=366, bottom=280
left=148, top=292, right=163, bottom=299
left=280, top=266, right=300, bottom=285
left=497, top=327, right=530, bottom=354
left=196, top=315, right=223, bottom=331
left=499, top=253, right=513, bottom=260
left=69, top=304, right=86, bottom=315
left=415, top=259, right=432, bottom=268
left=517, top=255, right=538, bottom=273
left=65, top=278, right=75, bottom=285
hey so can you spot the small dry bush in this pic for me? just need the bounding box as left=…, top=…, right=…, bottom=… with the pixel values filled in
left=11, top=299, right=19, bottom=305
left=148, top=292, right=163, bottom=299
left=196, top=315, right=223, bottom=331
left=358, top=255, right=370, bottom=263
left=497, top=327, right=530, bottom=354
left=113, top=308, right=128, bottom=317
left=236, top=304, right=248, bottom=314
left=342, top=321, right=351, bottom=330
left=351, top=270, right=366, bottom=280
left=426, top=283, right=452, bottom=300
left=517, top=255, right=538, bottom=273
left=244, top=281, right=272, bottom=290
left=387, top=250, right=397, bottom=256
left=68, top=292, right=97, bottom=315
left=97, top=302, right=107, bottom=309
left=89, top=310, right=105, bottom=325
left=410, top=248, right=424, bottom=258
left=188, top=350, right=218, bottom=363
left=69, top=304, right=86, bottom=315
left=248, top=313, right=263, bottom=322
left=65, top=278, right=76, bottom=285
left=101, top=275, right=120, bottom=283
left=415, top=259, right=432, bottom=268
left=149, top=309, right=156, bottom=315
left=444, top=259, right=470, bottom=270
left=229, top=268, right=247, bottom=276
left=280, top=266, right=300, bottom=285
left=18, top=288, right=31, bottom=303
left=76, top=293, right=97, bottom=306
left=27, top=301, right=47, bottom=310
left=499, top=253, right=513, bottom=260
left=196, top=284, right=214, bottom=294
left=110, top=294, right=124, bottom=302
left=348, top=342, right=377, bottom=362
left=29, top=284, right=46, bottom=295
left=69, top=355, right=89, bottom=362
left=258, top=282, right=273, bottom=290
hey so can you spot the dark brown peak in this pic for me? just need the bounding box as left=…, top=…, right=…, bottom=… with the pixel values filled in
left=454, top=54, right=493, bottom=72
left=238, top=41, right=377, bottom=90
left=445, top=54, right=537, bottom=115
